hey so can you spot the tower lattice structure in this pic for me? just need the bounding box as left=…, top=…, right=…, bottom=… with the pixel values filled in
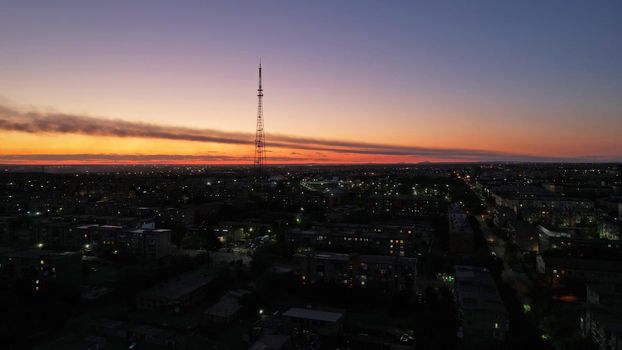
left=253, top=61, right=266, bottom=177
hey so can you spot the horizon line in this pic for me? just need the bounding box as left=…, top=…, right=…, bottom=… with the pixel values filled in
left=2, top=160, right=621, bottom=167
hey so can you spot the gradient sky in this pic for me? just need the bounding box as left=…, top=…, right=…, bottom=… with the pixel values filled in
left=1, top=0, right=621, bottom=164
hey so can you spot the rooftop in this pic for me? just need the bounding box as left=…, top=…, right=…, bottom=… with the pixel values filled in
left=139, top=268, right=214, bottom=301
left=0, top=248, right=79, bottom=259
left=248, top=335, right=290, bottom=350
left=312, top=252, right=351, bottom=261
left=204, top=298, right=242, bottom=318
left=454, top=265, right=506, bottom=313
left=282, top=307, right=343, bottom=323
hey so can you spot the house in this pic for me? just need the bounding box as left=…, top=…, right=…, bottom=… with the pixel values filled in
left=282, top=307, right=344, bottom=336
left=136, top=268, right=214, bottom=314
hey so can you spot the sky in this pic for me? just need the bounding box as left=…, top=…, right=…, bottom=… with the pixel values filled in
left=1, top=0, right=621, bottom=164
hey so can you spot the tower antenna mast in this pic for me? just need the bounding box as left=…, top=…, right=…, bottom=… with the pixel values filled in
left=253, top=60, right=267, bottom=178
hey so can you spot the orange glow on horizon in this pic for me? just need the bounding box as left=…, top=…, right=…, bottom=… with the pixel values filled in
left=1, top=127, right=618, bottom=165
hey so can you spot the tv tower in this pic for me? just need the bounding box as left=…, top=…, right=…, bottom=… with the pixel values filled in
left=254, top=60, right=267, bottom=177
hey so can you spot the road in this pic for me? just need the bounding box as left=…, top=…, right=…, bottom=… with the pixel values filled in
left=467, top=181, right=534, bottom=303
left=479, top=214, right=535, bottom=305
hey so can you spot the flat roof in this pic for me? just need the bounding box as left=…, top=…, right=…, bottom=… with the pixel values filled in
left=359, top=255, right=417, bottom=264
left=99, top=225, right=123, bottom=229
left=248, top=335, right=290, bottom=350
left=454, top=265, right=506, bottom=313
left=140, top=268, right=214, bottom=301
left=313, top=252, right=351, bottom=261
left=204, top=298, right=242, bottom=318
left=282, top=307, right=343, bottom=323
left=76, top=224, right=99, bottom=229
left=0, top=249, right=79, bottom=259
left=537, top=225, right=571, bottom=238
left=289, top=229, right=321, bottom=235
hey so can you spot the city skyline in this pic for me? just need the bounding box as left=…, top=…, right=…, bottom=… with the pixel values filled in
left=1, top=1, right=621, bottom=164
left=3, top=2, right=622, bottom=348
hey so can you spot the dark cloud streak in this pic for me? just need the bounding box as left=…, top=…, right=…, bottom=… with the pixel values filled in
left=0, top=105, right=599, bottom=162
left=0, top=153, right=330, bottom=163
